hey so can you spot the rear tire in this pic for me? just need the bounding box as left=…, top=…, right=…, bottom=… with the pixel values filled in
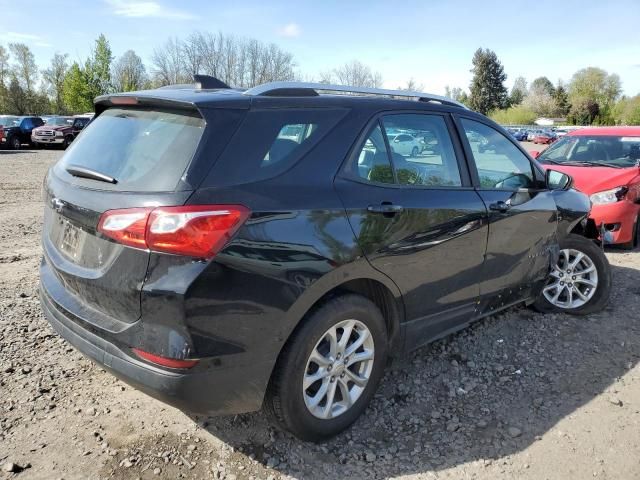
left=533, top=234, right=611, bottom=315
left=62, top=136, right=72, bottom=149
left=265, top=294, right=388, bottom=442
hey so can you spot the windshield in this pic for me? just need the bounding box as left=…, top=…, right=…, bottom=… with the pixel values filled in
left=0, top=116, right=19, bottom=127
left=55, top=107, right=205, bottom=191
left=538, top=135, right=640, bottom=167
left=46, top=117, right=72, bottom=126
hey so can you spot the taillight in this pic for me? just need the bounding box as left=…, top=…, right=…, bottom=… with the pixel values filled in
left=132, top=348, right=199, bottom=369
left=97, top=205, right=250, bottom=259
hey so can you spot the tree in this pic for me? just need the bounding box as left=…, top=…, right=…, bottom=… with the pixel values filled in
left=150, top=32, right=297, bottom=88
left=567, top=97, right=599, bottom=125
left=509, top=76, right=527, bottom=106
left=332, top=60, right=383, bottom=88
left=9, top=43, right=38, bottom=93
left=612, top=96, right=640, bottom=125
left=399, top=78, right=424, bottom=91
left=151, top=37, right=187, bottom=86
left=553, top=82, right=570, bottom=116
left=523, top=76, right=557, bottom=117
left=85, top=34, right=113, bottom=100
left=42, top=53, right=69, bottom=114
left=468, top=48, right=508, bottom=115
left=63, top=62, right=92, bottom=113
left=112, top=50, right=147, bottom=92
left=6, top=75, right=28, bottom=114
left=445, top=86, right=470, bottom=105
left=0, top=45, right=9, bottom=112
left=568, top=67, right=621, bottom=109
left=530, top=76, right=555, bottom=96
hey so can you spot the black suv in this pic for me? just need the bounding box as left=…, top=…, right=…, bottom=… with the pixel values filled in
left=39, top=77, right=611, bottom=441
left=1, top=115, right=44, bottom=149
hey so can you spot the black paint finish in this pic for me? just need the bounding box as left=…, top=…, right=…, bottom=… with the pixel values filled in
left=39, top=88, right=592, bottom=416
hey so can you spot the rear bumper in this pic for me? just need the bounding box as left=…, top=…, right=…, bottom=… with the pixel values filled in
left=39, top=267, right=272, bottom=416
left=590, top=201, right=639, bottom=245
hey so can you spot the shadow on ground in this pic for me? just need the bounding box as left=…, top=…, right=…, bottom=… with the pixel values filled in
left=193, top=262, right=640, bottom=479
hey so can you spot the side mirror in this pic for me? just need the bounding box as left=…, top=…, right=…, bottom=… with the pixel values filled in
left=530, top=150, right=541, bottom=159
left=546, top=169, right=572, bottom=191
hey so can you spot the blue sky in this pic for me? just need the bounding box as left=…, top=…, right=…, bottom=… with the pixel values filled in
left=1, top=0, right=639, bottom=95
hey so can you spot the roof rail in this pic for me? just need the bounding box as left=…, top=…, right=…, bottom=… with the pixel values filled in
left=243, top=81, right=468, bottom=109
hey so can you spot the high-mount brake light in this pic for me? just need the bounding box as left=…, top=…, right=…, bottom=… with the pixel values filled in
left=110, top=96, right=138, bottom=105
left=97, top=205, right=250, bottom=259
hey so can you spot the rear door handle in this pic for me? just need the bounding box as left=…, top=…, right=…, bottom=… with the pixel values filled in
left=367, top=203, right=404, bottom=215
left=489, top=201, right=511, bottom=212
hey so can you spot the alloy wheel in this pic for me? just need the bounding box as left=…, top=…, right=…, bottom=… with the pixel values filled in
left=543, top=248, right=598, bottom=309
left=303, top=319, right=375, bottom=420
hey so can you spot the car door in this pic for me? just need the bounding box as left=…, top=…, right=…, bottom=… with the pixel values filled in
left=455, top=116, right=559, bottom=312
left=335, top=112, right=489, bottom=350
left=20, top=118, right=33, bottom=142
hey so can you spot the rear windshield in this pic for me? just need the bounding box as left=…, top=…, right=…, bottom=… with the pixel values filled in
left=55, top=107, right=205, bottom=191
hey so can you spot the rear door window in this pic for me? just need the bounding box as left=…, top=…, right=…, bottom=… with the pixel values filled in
left=55, top=108, right=205, bottom=192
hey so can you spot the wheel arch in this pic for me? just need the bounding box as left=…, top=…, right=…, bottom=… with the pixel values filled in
left=279, top=266, right=406, bottom=362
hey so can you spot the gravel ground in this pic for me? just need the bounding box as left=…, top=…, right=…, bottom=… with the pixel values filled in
left=1, top=148, right=639, bottom=480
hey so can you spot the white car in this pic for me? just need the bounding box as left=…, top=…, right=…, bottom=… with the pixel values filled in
left=388, top=133, right=421, bottom=157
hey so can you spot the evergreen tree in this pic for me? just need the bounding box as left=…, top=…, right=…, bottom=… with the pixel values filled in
left=553, top=83, right=570, bottom=116
left=468, top=48, right=508, bottom=115
left=85, top=34, right=113, bottom=101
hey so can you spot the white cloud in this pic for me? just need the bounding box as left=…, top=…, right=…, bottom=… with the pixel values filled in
left=105, top=0, right=194, bottom=20
left=1, top=32, right=52, bottom=47
left=277, top=23, right=301, bottom=38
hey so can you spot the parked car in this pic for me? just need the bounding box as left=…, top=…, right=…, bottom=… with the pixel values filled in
left=535, top=126, right=640, bottom=248
left=511, top=129, right=528, bottom=141
left=39, top=78, right=610, bottom=442
left=387, top=132, right=422, bottom=157
left=533, top=131, right=557, bottom=144
left=31, top=115, right=91, bottom=149
left=527, top=129, right=544, bottom=141
left=1, top=116, right=44, bottom=149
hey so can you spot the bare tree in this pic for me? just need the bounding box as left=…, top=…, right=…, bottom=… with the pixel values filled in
left=112, top=50, right=147, bottom=92
left=0, top=45, right=9, bottom=87
left=332, top=60, right=383, bottom=88
left=398, top=78, right=424, bottom=91
left=9, top=43, right=38, bottom=93
left=42, top=53, right=69, bottom=113
left=151, top=37, right=187, bottom=86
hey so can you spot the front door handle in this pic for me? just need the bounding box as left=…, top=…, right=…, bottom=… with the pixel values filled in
left=367, top=203, right=404, bottom=215
left=489, top=200, right=511, bottom=212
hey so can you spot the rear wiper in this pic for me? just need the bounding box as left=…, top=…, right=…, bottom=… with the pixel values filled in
left=65, top=165, right=118, bottom=184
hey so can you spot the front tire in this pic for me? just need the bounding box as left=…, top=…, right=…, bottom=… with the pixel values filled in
left=10, top=136, right=21, bottom=150
left=265, top=294, right=388, bottom=442
left=411, top=146, right=419, bottom=157
left=533, top=234, right=611, bottom=315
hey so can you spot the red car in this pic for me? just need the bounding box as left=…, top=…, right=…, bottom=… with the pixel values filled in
left=533, top=131, right=557, bottom=144
left=534, top=127, right=640, bottom=248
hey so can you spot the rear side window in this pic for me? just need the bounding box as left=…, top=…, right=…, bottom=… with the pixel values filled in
left=209, top=108, right=348, bottom=185
left=56, top=108, right=205, bottom=191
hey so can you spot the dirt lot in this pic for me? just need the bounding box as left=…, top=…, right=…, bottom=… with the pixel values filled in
left=1, top=147, right=639, bottom=480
